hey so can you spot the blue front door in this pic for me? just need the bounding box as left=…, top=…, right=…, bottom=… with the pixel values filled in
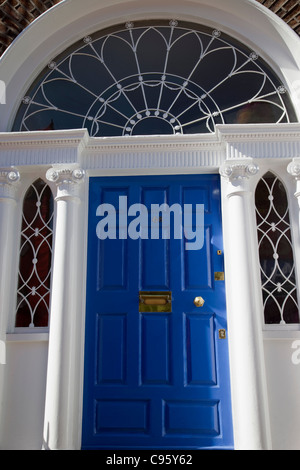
left=82, top=174, right=233, bottom=449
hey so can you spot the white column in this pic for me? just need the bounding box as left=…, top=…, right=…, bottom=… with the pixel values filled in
left=0, top=168, right=20, bottom=355
left=220, top=160, right=272, bottom=450
left=43, top=165, right=85, bottom=450
left=0, top=168, right=20, bottom=447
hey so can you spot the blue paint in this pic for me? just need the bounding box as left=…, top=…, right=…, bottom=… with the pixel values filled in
left=82, top=175, right=234, bottom=449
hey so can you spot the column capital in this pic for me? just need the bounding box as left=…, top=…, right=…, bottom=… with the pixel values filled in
left=0, top=167, right=20, bottom=200
left=46, top=165, right=85, bottom=201
left=287, top=159, right=300, bottom=202
left=220, top=160, right=259, bottom=196
left=220, top=160, right=259, bottom=182
left=287, top=159, right=300, bottom=180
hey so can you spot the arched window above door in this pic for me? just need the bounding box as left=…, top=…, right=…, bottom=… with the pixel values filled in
left=12, top=20, right=297, bottom=137
left=255, top=172, right=300, bottom=325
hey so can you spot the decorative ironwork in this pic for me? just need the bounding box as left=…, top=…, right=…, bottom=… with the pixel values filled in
left=15, top=179, right=54, bottom=328
left=255, top=172, right=300, bottom=325
left=12, top=20, right=296, bottom=136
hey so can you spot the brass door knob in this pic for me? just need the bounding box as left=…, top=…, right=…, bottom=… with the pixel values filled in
left=194, top=296, right=205, bottom=307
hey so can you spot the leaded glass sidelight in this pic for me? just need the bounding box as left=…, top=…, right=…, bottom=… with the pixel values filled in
left=12, top=20, right=296, bottom=136
left=255, top=172, right=300, bottom=325
left=15, top=179, right=54, bottom=328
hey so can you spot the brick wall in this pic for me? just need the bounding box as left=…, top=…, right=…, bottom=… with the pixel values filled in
left=256, top=0, right=300, bottom=36
left=0, top=0, right=299, bottom=55
left=0, top=0, right=61, bottom=55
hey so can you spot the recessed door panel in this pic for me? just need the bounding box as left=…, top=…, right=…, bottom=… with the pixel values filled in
left=95, top=400, right=150, bottom=435
left=183, top=226, right=213, bottom=290
left=96, top=313, right=127, bottom=385
left=141, top=314, right=171, bottom=385
left=163, top=400, right=219, bottom=436
left=184, top=313, right=217, bottom=386
left=140, top=187, right=170, bottom=290
left=97, top=237, right=128, bottom=291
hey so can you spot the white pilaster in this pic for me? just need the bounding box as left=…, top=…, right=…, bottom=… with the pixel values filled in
left=220, top=160, right=272, bottom=450
left=0, top=168, right=20, bottom=358
left=0, top=168, right=20, bottom=450
left=43, top=165, right=85, bottom=450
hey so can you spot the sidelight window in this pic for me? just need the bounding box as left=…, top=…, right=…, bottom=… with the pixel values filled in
left=15, top=179, right=54, bottom=328
left=255, top=172, right=300, bottom=325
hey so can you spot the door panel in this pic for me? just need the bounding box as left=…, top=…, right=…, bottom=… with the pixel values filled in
left=141, top=314, right=171, bottom=385
left=97, top=313, right=127, bottom=385
left=185, top=313, right=217, bottom=386
left=82, top=174, right=233, bottom=449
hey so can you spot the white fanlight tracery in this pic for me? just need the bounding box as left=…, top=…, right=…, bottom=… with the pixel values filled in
left=13, top=20, right=296, bottom=137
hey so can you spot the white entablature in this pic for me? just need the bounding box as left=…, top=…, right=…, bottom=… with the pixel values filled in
left=1, top=124, right=300, bottom=172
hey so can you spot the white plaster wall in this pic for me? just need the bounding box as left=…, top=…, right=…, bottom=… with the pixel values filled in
left=264, top=336, right=300, bottom=450
left=0, top=338, right=48, bottom=450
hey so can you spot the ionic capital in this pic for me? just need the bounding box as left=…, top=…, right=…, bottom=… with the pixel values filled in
left=46, top=166, right=85, bottom=201
left=220, top=160, right=259, bottom=182
left=0, top=168, right=20, bottom=200
left=287, top=159, right=300, bottom=180
left=287, top=159, right=300, bottom=202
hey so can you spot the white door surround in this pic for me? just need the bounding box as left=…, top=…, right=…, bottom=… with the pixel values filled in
left=1, top=124, right=300, bottom=448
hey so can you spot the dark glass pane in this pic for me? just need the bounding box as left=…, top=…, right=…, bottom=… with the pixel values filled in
left=255, top=172, right=300, bottom=325
left=15, top=179, right=54, bottom=328
left=12, top=21, right=297, bottom=136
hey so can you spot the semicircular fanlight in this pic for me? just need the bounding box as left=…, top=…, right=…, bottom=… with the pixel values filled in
left=12, top=20, right=297, bottom=136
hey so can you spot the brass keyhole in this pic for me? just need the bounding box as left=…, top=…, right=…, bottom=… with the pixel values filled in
left=194, top=296, right=205, bottom=308
left=219, top=329, right=226, bottom=339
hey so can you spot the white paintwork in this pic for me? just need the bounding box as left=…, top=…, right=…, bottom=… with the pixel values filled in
left=0, top=0, right=300, bottom=450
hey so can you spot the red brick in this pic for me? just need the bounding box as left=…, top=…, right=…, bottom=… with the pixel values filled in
left=0, top=0, right=299, bottom=56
